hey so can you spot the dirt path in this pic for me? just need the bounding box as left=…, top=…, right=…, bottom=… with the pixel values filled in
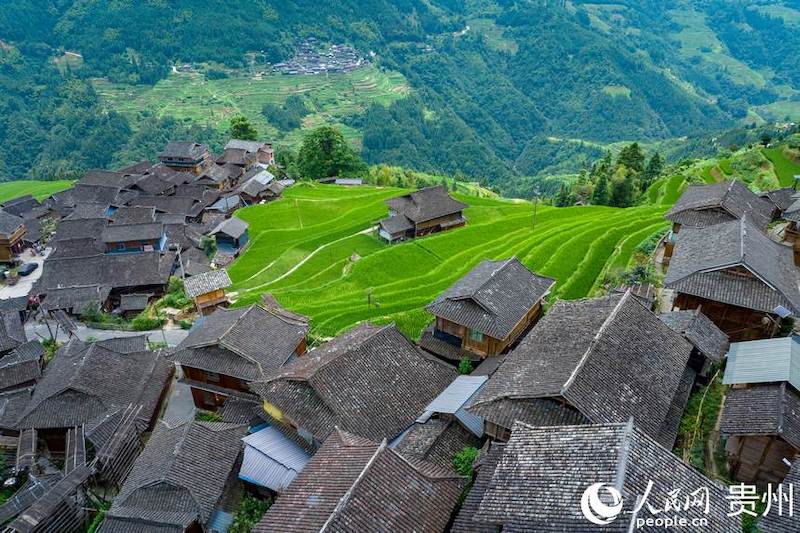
left=241, top=226, right=375, bottom=291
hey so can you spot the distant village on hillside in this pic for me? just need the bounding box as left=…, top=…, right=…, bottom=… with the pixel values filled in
left=0, top=133, right=798, bottom=530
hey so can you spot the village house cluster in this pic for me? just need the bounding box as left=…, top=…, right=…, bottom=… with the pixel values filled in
left=0, top=168, right=799, bottom=530
left=272, top=38, right=369, bottom=76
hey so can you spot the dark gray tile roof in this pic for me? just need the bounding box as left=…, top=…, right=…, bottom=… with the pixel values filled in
left=71, top=183, right=127, bottom=206
left=426, top=257, right=554, bottom=339
left=197, top=163, right=241, bottom=184
left=721, top=382, right=800, bottom=449
left=760, top=458, right=800, bottom=532
left=0, top=311, right=26, bottom=354
left=118, top=160, right=154, bottom=175
left=664, top=217, right=800, bottom=313
left=174, top=305, right=307, bottom=380
left=118, top=294, right=151, bottom=313
left=393, top=418, right=481, bottom=470
left=15, top=338, right=171, bottom=430
left=385, top=185, right=468, bottom=224
left=254, top=429, right=464, bottom=533
left=96, top=335, right=149, bottom=354
left=469, top=397, right=588, bottom=431
left=216, top=148, right=254, bottom=167
left=38, top=252, right=173, bottom=293
left=111, top=206, right=156, bottom=225
left=666, top=180, right=773, bottom=230
left=39, top=285, right=111, bottom=313
left=183, top=269, right=231, bottom=298
left=127, top=195, right=196, bottom=215
left=0, top=210, right=24, bottom=237
left=79, top=169, right=140, bottom=189
left=102, top=419, right=246, bottom=531
left=159, top=141, right=208, bottom=161
left=464, top=421, right=739, bottom=531
left=132, top=174, right=173, bottom=196
left=101, top=222, right=164, bottom=243
left=469, top=293, right=694, bottom=445
left=1, top=195, right=40, bottom=217
left=451, top=441, right=505, bottom=533
left=0, top=296, right=28, bottom=313
left=656, top=366, right=696, bottom=449
left=0, top=387, right=32, bottom=429
left=762, top=187, right=796, bottom=213
left=378, top=214, right=413, bottom=235
left=226, top=140, right=268, bottom=153
left=53, top=218, right=108, bottom=241
left=252, top=323, right=457, bottom=442
left=0, top=341, right=43, bottom=392
left=209, top=217, right=248, bottom=239
left=659, top=309, right=729, bottom=363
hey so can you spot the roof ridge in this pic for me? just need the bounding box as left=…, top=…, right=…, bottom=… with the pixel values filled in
left=613, top=417, right=634, bottom=493
left=292, top=323, right=393, bottom=380
left=472, top=257, right=515, bottom=298
left=320, top=439, right=387, bottom=532
left=561, top=292, right=629, bottom=395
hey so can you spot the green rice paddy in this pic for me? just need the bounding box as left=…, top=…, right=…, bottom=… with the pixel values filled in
left=228, top=183, right=668, bottom=338
left=0, top=180, right=74, bottom=203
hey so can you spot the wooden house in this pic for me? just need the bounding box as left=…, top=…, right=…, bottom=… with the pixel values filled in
left=100, top=419, right=247, bottom=532
left=0, top=341, right=43, bottom=394
left=172, top=304, right=309, bottom=411
left=225, top=139, right=275, bottom=166
left=238, top=168, right=283, bottom=204
left=468, top=292, right=695, bottom=448
left=721, top=336, right=800, bottom=487
left=195, top=162, right=243, bottom=190
left=208, top=217, right=249, bottom=255
left=216, top=147, right=256, bottom=169
left=251, top=323, right=456, bottom=451
left=183, top=269, right=232, bottom=315
left=378, top=186, right=468, bottom=242
left=664, top=217, right=800, bottom=341
left=117, top=293, right=152, bottom=319
left=420, top=258, right=555, bottom=362
left=100, top=222, right=166, bottom=254
left=451, top=421, right=739, bottom=531
left=663, top=180, right=774, bottom=263
left=158, top=141, right=211, bottom=175
left=0, top=211, right=26, bottom=262
left=253, top=429, right=464, bottom=533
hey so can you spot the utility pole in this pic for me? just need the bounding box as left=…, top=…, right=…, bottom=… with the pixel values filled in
left=532, top=187, right=541, bottom=232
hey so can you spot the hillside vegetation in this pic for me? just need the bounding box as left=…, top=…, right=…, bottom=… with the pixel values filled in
left=228, top=184, right=667, bottom=338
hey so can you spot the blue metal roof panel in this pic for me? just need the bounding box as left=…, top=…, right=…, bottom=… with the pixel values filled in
left=723, top=336, right=800, bottom=387
left=424, top=375, right=488, bottom=414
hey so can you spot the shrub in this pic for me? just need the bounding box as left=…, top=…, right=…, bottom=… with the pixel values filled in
left=458, top=357, right=473, bottom=375
left=229, top=493, right=272, bottom=533
left=195, top=410, right=223, bottom=422
left=179, top=319, right=194, bottom=330
left=131, top=312, right=164, bottom=331
left=452, top=446, right=480, bottom=477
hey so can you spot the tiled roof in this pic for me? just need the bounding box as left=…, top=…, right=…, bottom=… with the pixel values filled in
left=426, top=257, right=554, bottom=339
left=760, top=459, right=800, bottom=532
left=118, top=294, right=151, bottom=313
left=174, top=305, right=307, bottom=380
left=664, top=217, right=800, bottom=313
left=226, top=139, right=268, bottom=153
left=659, top=309, right=729, bottom=363
left=111, top=206, right=156, bottom=225
left=0, top=311, right=26, bottom=354
left=0, top=210, right=24, bottom=237
left=460, top=421, right=739, bottom=531
left=666, top=180, right=773, bottom=230
left=102, top=420, right=247, bottom=531
left=252, top=323, right=457, bottom=442
left=39, top=285, right=111, bottom=312
left=79, top=169, right=140, bottom=189
left=392, top=418, right=481, bottom=470
left=721, top=382, right=800, bottom=449
left=469, top=292, right=694, bottom=446
left=451, top=441, right=505, bottom=533
left=183, top=269, right=232, bottom=298
left=216, top=148, right=254, bottom=167
left=209, top=217, right=248, bottom=239
left=38, top=252, right=173, bottom=293
left=254, top=429, right=464, bottom=533
left=159, top=141, right=208, bottom=161
left=1, top=195, right=40, bottom=217
left=101, top=222, right=164, bottom=243
left=15, top=338, right=171, bottom=430
left=0, top=341, right=43, bottom=392
left=385, top=185, right=468, bottom=224
left=762, top=187, right=796, bottom=213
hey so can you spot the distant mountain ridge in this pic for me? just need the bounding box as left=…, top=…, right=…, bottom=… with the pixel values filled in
left=0, top=0, right=798, bottom=190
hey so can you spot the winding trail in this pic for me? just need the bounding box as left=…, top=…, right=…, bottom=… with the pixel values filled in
left=241, top=226, right=375, bottom=291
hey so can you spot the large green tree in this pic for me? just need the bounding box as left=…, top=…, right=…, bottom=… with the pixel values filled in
left=229, top=116, right=258, bottom=141
left=296, top=126, right=366, bottom=180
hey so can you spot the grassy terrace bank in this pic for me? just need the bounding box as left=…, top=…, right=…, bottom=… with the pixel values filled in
left=228, top=183, right=668, bottom=338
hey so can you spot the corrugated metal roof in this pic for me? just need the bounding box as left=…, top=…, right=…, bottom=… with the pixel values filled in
left=723, top=336, right=800, bottom=388
left=424, top=375, right=488, bottom=414
left=239, top=426, right=311, bottom=492
left=208, top=509, right=234, bottom=533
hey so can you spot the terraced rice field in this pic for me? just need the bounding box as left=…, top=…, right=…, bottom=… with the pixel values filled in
left=93, top=66, right=409, bottom=147
left=0, top=180, right=74, bottom=203
left=229, top=184, right=668, bottom=338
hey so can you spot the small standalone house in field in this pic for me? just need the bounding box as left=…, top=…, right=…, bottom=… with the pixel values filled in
left=378, top=185, right=468, bottom=242
left=251, top=323, right=457, bottom=450
left=392, top=375, right=487, bottom=469
left=183, top=269, right=232, bottom=315
left=659, top=308, right=729, bottom=378
left=721, top=336, right=800, bottom=486
left=664, top=217, right=800, bottom=341
left=253, top=429, right=464, bottom=533
left=158, top=141, right=211, bottom=175
left=209, top=217, right=249, bottom=255
left=451, top=420, right=740, bottom=532
left=172, top=304, right=308, bottom=411
left=225, top=139, right=275, bottom=166
left=663, top=180, right=774, bottom=262
left=99, top=420, right=248, bottom=532
left=0, top=210, right=26, bottom=262
left=421, top=258, right=555, bottom=362
left=467, top=292, right=695, bottom=448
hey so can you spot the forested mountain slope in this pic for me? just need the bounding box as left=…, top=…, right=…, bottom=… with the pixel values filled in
left=1, top=0, right=798, bottom=189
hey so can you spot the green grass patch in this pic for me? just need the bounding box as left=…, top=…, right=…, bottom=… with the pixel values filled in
left=229, top=185, right=667, bottom=338
left=763, top=146, right=800, bottom=187
left=0, top=180, right=74, bottom=203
